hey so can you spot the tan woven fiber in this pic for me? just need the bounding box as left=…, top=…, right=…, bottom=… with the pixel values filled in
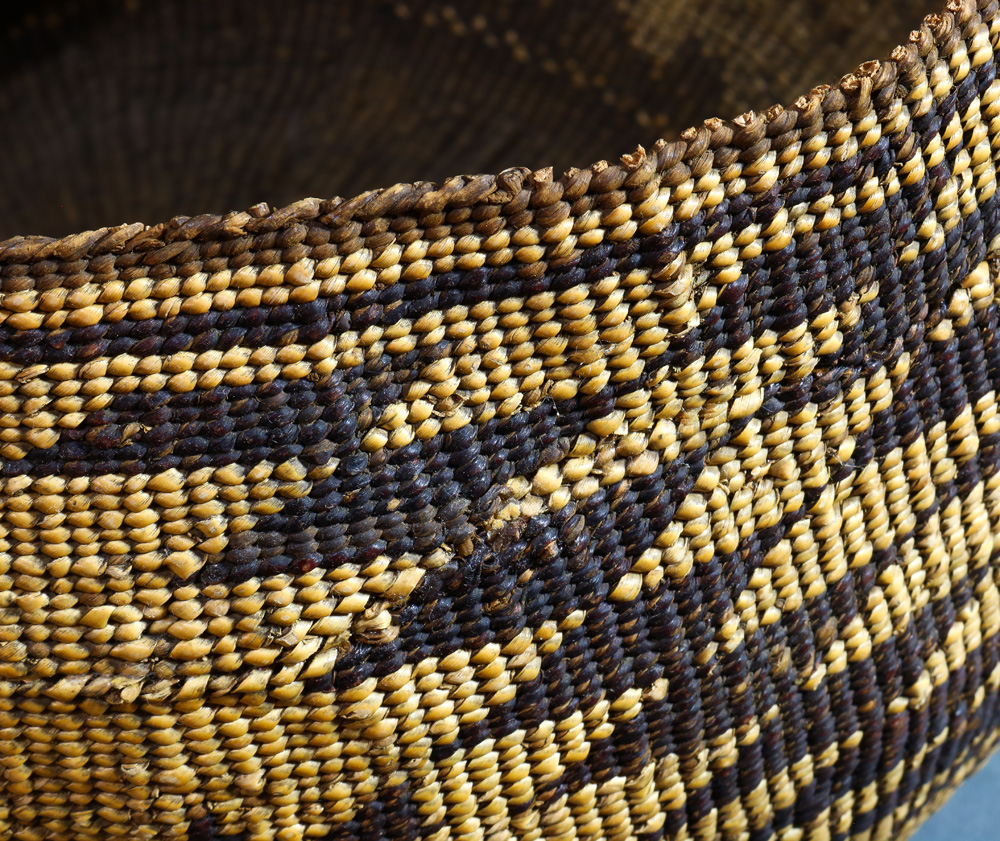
left=4, top=1, right=1000, bottom=840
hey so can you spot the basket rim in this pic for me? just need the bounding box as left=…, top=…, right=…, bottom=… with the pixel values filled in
left=0, top=0, right=982, bottom=266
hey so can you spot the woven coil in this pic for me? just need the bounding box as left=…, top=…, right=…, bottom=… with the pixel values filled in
left=2, top=1, right=1000, bottom=840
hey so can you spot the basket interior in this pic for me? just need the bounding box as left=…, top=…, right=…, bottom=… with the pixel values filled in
left=0, top=0, right=941, bottom=239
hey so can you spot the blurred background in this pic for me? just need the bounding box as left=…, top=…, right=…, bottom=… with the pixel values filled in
left=912, top=753, right=1000, bottom=841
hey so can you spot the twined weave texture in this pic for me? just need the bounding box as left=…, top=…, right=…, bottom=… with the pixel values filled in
left=4, top=1, right=1000, bottom=841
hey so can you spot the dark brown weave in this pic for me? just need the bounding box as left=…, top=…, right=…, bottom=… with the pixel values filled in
left=0, top=2, right=998, bottom=840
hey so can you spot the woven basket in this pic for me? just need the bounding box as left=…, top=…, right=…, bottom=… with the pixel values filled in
left=2, top=1, right=999, bottom=839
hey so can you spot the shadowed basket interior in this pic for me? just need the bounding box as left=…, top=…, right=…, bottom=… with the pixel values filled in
left=3, top=2, right=1000, bottom=841
left=0, top=0, right=940, bottom=239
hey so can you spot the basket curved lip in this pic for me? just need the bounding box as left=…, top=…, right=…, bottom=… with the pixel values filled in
left=0, top=0, right=975, bottom=266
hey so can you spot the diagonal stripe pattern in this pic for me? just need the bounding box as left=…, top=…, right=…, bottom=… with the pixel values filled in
left=2, top=2, right=1000, bottom=841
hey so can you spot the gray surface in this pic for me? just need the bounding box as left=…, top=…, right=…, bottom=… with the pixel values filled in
left=911, top=751, right=1000, bottom=840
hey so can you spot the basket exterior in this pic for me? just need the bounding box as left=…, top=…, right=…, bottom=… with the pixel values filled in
left=1, top=2, right=1000, bottom=840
